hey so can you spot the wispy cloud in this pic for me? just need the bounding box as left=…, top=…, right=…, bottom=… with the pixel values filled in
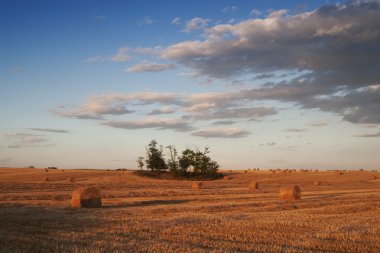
left=171, top=17, right=181, bottom=25
left=85, top=47, right=131, bottom=63
left=103, top=118, right=193, bottom=132
left=183, top=17, right=211, bottom=33
left=222, top=6, right=239, bottom=13
left=138, top=16, right=157, bottom=26
left=286, top=128, right=306, bottom=132
left=308, top=121, right=327, bottom=127
left=192, top=128, right=249, bottom=138
left=9, top=66, right=23, bottom=73
left=353, top=131, right=380, bottom=137
left=28, top=128, right=70, bottom=133
left=3, top=132, right=53, bottom=148
left=126, top=61, right=176, bottom=73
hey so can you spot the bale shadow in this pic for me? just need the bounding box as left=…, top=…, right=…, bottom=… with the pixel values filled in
left=104, top=199, right=192, bottom=208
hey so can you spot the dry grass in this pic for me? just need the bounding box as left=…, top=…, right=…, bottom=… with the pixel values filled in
left=192, top=182, right=203, bottom=189
left=314, top=180, right=321, bottom=186
left=0, top=168, right=379, bottom=252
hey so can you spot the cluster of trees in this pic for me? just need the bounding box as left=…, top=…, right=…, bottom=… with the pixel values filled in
left=137, top=140, right=219, bottom=177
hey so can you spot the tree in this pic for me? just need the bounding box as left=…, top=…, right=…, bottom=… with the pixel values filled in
left=178, top=147, right=219, bottom=176
left=137, top=156, right=144, bottom=170
left=166, top=145, right=179, bottom=172
left=145, top=140, right=167, bottom=171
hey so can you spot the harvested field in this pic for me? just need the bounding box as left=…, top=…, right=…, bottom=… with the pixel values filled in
left=0, top=168, right=379, bottom=252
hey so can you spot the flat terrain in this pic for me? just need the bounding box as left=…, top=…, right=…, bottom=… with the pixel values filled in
left=0, top=168, right=379, bottom=253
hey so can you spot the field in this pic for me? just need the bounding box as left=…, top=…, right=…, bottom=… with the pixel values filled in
left=0, top=168, right=379, bottom=253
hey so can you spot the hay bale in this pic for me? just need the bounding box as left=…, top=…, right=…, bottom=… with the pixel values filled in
left=373, top=176, right=378, bottom=180
left=248, top=182, right=259, bottom=190
left=279, top=185, right=301, bottom=202
left=61, top=169, right=65, bottom=172
left=68, top=177, right=75, bottom=182
left=45, top=168, right=49, bottom=172
left=224, top=176, right=231, bottom=180
left=314, top=180, right=321, bottom=186
left=192, top=182, right=203, bottom=189
left=44, top=177, right=50, bottom=182
left=71, top=187, right=102, bottom=208
left=244, top=170, right=248, bottom=173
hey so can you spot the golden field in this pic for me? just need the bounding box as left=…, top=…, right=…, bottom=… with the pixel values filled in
left=0, top=168, right=379, bottom=253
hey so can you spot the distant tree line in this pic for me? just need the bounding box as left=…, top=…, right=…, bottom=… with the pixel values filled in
left=137, top=140, right=219, bottom=177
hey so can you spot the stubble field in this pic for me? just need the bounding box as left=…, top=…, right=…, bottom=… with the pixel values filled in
left=0, top=167, right=379, bottom=253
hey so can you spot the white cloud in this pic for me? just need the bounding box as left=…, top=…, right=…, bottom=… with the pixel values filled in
left=267, top=9, right=288, bottom=19
left=183, top=17, right=211, bottom=33
left=162, top=1, right=380, bottom=124
left=85, top=47, right=131, bottom=63
left=126, top=61, right=176, bottom=73
left=171, top=17, right=181, bottom=25
left=250, top=9, right=261, bottom=16
left=222, top=6, right=239, bottom=13
left=110, top=47, right=131, bottom=62
left=192, top=128, right=250, bottom=138
left=138, top=16, right=156, bottom=26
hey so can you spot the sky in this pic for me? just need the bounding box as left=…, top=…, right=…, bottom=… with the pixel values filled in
left=1, top=0, right=379, bottom=170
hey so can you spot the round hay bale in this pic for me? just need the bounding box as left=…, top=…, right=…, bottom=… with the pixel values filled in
left=248, top=182, right=259, bottom=190
left=279, top=185, right=301, bottom=202
left=314, top=180, right=321, bottom=186
left=61, top=169, right=65, bottom=172
left=45, top=168, right=48, bottom=172
left=224, top=176, right=231, bottom=180
left=244, top=170, right=248, bottom=174
left=373, top=176, right=378, bottom=180
left=44, top=177, right=50, bottom=182
left=68, top=177, right=75, bottom=182
left=71, top=187, right=102, bottom=208
left=192, top=182, right=203, bottom=189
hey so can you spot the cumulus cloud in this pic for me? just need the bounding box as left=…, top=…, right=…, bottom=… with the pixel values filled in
left=161, top=1, right=380, bottom=124
left=126, top=61, right=176, bottom=73
left=183, top=17, right=211, bottom=33
left=28, top=128, right=70, bottom=133
left=353, top=131, right=380, bottom=137
left=192, top=127, right=249, bottom=138
left=103, top=118, right=193, bottom=132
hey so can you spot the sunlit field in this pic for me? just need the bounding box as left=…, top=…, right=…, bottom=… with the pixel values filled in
left=0, top=167, right=379, bottom=252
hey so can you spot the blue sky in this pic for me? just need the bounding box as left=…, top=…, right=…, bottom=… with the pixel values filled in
left=1, top=0, right=379, bottom=170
